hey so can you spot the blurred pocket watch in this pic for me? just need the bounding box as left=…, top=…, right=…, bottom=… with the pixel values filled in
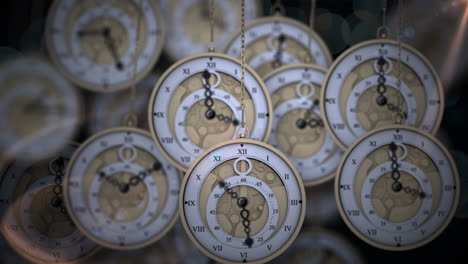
left=223, top=3, right=332, bottom=77
left=263, top=64, right=343, bottom=186
left=321, top=20, right=443, bottom=149
left=0, top=55, right=81, bottom=162
left=148, top=53, right=273, bottom=171
left=88, top=72, right=159, bottom=135
left=274, top=228, right=365, bottom=264
left=158, top=0, right=262, bottom=61
left=46, top=0, right=164, bottom=92
left=64, top=127, right=180, bottom=250
left=180, top=139, right=306, bottom=263
left=0, top=143, right=99, bottom=264
left=335, top=126, right=459, bottom=250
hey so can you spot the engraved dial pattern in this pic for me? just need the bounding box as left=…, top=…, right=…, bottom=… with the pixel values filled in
left=264, top=64, right=343, bottom=186
left=46, top=0, right=164, bottom=92
left=336, top=126, right=459, bottom=250
left=0, top=144, right=98, bottom=263
left=149, top=53, right=272, bottom=171
left=0, top=56, right=80, bottom=162
left=322, top=40, right=444, bottom=149
left=64, top=128, right=180, bottom=249
left=160, top=0, right=261, bottom=61
left=224, top=16, right=332, bottom=77
left=180, top=139, right=305, bottom=263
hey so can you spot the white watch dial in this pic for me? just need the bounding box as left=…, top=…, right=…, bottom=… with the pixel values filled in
left=336, top=126, right=459, bottom=250
left=64, top=128, right=180, bottom=249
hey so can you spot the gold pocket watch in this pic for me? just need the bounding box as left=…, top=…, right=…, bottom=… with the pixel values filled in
left=46, top=0, right=164, bottom=92
left=223, top=0, right=332, bottom=77
left=0, top=55, right=80, bottom=162
left=64, top=127, right=180, bottom=250
left=335, top=126, right=459, bottom=250
left=148, top=53, right=272, bottom=171
left=263, top=64, right=343, bottom=186
left=0, top=143, right=100, bottom=264
left=158, top=0, right=262, bottom=61
left=179, top=138, right=306, bottom=263
left=321, top=0, right=443, bottom=150
left=179, top=2, right=305, bottom=263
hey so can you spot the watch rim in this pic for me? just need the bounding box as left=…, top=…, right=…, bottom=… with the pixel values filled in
left=334, top=124, right=460, bottom=251
left=63, top=126, right=180, bottom=250
left=320, top=38, right=445, bottom=150
left=179, top=138, right=306, bottom=264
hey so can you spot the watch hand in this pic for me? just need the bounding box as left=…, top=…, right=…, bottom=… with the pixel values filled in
left=272, top=34, right=286, bottom=68
left=388, top=142, right=426, bottom=199
left=202, top=70, right=240, bottom=126
left=101, top=27, right=125, bottom=71
left=77, top=29, right=104, bottom=37
left=99, top=161, right=162, bottom=194
left=219, top=181, right=253, bottom=248
left=296, top=99, right=323, bottom=129
left=49, top=157, right=75, bottom=226
left=375, top=57, right=408, bottom=122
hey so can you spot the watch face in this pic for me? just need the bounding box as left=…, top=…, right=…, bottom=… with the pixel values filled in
left=263, top=64, right=343, bottom=186
left=0, top=56, right=80, bottom=162
left=336, top=126, right=459, bottom=250
left=159, top=0, right=262, bottom=61
left=46, top=0, right=164, bottom=92
left=180, top=139, right=306, bottom=264
left=148, top=53, right=273, bottom=171
left=321, top=39, right=444, bottom=149
left=88, top=73, right=159, bottom=135
left=64, top=127, right=180, bottom=249
left=275, top=228, right=364, bottom=264
left=0, top=144, right=99, bottom=264
left=224, top=16, right=332, bottom=77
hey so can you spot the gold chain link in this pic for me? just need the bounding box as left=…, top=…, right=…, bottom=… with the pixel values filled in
left=306, top=0, right=316, bottom=62
left=240, top=0, right=246, bottom=129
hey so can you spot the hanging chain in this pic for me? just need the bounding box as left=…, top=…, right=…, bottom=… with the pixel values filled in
left=49, top=157, right=74, bottom=226
left=219, top=180, right=253, bottom=248
left=377, top=0, right=389, bottom=38
left=240, top=0, right=246, bottom=131
left=125, top=0, right=144, bottom=127
left=209, top=0, right=215, bottom=51
left=304, top=0, right=316, bottom=63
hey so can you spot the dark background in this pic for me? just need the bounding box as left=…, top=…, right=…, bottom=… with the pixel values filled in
left=0, top=0, right=467, bottom=263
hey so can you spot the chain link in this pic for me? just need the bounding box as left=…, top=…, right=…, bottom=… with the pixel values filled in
left=240, top=0, right=246, bottom=129
left=99, top=161, right=162, bottom=192
left=49, top=157, right=74, bottom=226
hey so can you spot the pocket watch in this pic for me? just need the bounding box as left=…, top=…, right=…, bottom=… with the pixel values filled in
left=64, top=127, right=180, bottom=249
left=88, top=73, right=159, bottom=134
left=263, top=64, right=343, bottom=186
left=158, top=0, right=262, bottom=61
left=148, top=53, right=273, bottom=171
left=274, top=228, right=364, bottom=264
left=0, top=143, right=99, bottom=264
left=321, top=39, right=444, bottom=149
left=224, top=15, right=332, bottom=77
left=335, top=126, right=459, bottom=250
left=180, top=139, right=306, bottom=264
left=46, top=0, right=164, bottom=92
left=0, top=55, right=80, bottom=162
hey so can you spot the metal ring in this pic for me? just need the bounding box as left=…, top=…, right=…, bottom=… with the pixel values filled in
left=201, top=70, right=222, bottom=89
left=233, top=157, right=253, bottom=176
